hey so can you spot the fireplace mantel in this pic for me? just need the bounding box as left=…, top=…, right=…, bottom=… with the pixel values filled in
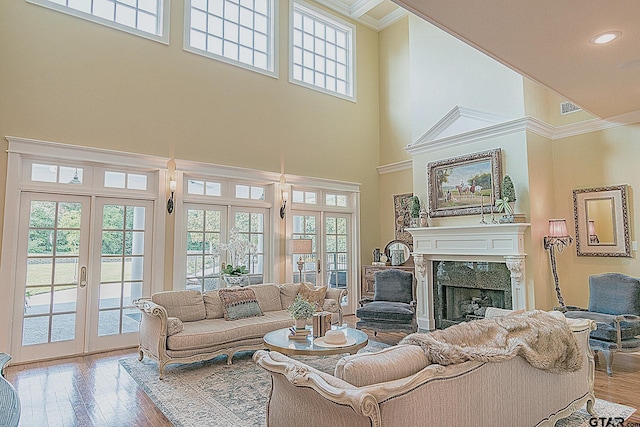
left=408, top=224, right=530, bottom=330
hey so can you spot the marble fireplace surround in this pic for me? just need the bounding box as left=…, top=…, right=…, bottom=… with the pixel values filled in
left=409, top=224, right=530, bottom=330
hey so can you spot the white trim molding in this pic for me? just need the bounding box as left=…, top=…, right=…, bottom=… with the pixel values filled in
left=405, top=106, right=640, bottom=156
left=376, top=159, right=412, bottom=175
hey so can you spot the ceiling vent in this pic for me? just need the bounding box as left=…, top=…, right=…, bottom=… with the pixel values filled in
left=560, top=101, right=582, bottom=115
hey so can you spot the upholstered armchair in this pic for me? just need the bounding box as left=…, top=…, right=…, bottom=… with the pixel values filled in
left=356, top=269, right=417, bottom=335
left=564, top=273, right=640, bottom=376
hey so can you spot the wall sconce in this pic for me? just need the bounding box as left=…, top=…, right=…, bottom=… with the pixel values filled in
left=290, top=238, right=312, bottom=283
left=543, top=219, right=573, bottom=310
left=280, top=190, right=288, bottom=219
left=167, top=179, right=176, bottom=214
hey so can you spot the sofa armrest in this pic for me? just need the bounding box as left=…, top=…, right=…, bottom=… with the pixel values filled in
left=325, top=287, right=347, bottom=302
left=134, top=298, right=169, bottom=359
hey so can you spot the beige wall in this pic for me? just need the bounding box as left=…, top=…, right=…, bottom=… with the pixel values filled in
left=0, top=0, right=382, bottom=276
left=377, top=168, right=413, bottom=257
left=378, top=16, right=411, bottom=165
left=550, top=124, right=640, bottom=309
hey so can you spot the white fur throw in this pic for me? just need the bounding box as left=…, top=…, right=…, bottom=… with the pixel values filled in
left=399, top=310, right=582, bottom=373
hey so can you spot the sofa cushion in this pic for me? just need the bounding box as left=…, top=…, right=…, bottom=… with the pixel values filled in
left=356, top=301, right=414, bottom=323
left=278, top=283, right=302, bottom=309
left=299, top=284, right=327, bottom=310
left=335, top=345, right=429, bottom=387
left=166, top=317, right=184, bottom=336
left=219, top=288, right=264, bottom=321
left=249, top=283, right=283, bottom=312
left=166, top=311, right=293, bottom=351
left=203, top=290, right=224, bottom=319
left=151, top=290, right=206, bottom=322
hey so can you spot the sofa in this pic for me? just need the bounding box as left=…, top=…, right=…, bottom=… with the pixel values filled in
left=135, top=282, right=346, bottom=379
left=253, top=310, right=596, bottom=427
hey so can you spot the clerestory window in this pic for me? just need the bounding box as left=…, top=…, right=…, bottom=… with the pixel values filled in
left=185, top=0, right=277, bottom=77
left=290, top=1, right=355, bottom=101
left=27, top=0, right=169, bottom=43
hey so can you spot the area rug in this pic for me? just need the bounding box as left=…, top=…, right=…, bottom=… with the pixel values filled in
left=120, top=343, right=635, bottom=427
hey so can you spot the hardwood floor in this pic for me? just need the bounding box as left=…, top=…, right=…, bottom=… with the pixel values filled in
left=4, top=316, right=640, bottom=426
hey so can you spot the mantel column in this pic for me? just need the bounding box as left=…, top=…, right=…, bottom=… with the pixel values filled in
left=412, top=254, right=434, bottom=331
left=504, top=255, right=526, bottom=310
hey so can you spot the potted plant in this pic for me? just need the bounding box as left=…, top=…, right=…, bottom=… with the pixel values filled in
left=410, top=195, right=421, bottom=227
left=496, top=175, right=516, bottom=222
left=218, top=228, right=257, bottom=286
left=287, top=295, right=317, bottom=329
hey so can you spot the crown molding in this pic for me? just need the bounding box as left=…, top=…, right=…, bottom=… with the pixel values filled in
left=313, top=0, right=407, bottom=31
left=406, top=117, right=530, bottom=156
left=404, top=107, right=640, bottom=156
left=377, top=159, right=412, bottom=175
left=350, top=0, right=383, bottom=18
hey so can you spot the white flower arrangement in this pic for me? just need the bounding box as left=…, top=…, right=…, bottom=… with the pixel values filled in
left=218, top=228, right=258, bottom=275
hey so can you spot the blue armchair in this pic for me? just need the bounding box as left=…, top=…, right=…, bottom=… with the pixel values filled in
left=564, top=273, right=640, bottom=376
left=356, top=269, right=417, bottom=335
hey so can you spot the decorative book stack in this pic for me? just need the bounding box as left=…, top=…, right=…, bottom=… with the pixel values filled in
left=288, top=327, right=310, bottom=341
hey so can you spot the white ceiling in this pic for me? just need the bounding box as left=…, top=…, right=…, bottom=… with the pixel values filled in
left=389, top=0, right=640, bottom=120
left=318, top=0, right=640, bottom=121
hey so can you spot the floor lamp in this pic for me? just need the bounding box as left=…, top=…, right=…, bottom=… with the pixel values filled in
left=290, top=238, right=313, bottom=283
left=543, top=219, right=573, bottom=311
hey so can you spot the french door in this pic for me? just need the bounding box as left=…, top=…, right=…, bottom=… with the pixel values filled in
left=291, top=211, right=350, bottom=298
left=12, top=193, right=153, bottom=361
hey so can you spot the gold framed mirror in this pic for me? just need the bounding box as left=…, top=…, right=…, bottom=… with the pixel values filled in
left=573, top=184, right=631, bottom=257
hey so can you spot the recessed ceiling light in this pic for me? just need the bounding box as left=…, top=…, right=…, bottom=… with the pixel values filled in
left=589, top=31, right=622, bottom=45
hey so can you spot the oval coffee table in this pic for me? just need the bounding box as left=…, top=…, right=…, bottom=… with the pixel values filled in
left=263, top=327, right=368, bottom=356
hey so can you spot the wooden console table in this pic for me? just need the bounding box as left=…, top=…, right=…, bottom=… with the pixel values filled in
left=361, top=265, right=415, bottom=299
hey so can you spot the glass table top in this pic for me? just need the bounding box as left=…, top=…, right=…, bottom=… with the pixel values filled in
left=263, top=326, right=368, bottom=356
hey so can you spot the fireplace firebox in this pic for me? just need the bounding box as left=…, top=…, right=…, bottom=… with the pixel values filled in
left=433, top=261, right=512, bottom=329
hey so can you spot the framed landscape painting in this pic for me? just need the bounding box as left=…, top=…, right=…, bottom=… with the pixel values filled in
left=427, top=149, right=502, bottom=218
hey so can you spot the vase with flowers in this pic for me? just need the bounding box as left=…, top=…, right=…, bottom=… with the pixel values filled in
left=218, top=228, right=257, bottom=286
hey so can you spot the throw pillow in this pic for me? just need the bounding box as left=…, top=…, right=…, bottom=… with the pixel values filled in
left=298, top=284, right=327, bottom=311
left=166, top=317, right=184, bottom=336
left=218, top=288, right=264, bottom=321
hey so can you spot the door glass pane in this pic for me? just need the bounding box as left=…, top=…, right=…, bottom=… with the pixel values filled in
left=22, top=317, right=49, bottom=345
left=22, top=199, right=84, bottom=347
left=292, top=214, right=317, bottom=285
left=325, top=215, right=348, bottom=292
left=97, top=203, right=147, bottom=336
left=186, top=208, right=222, bottom=292
left=100, top=283, right=121, bottom=309
left=53, top=286, right=77, bottom=313
left=234, top=211, right=263, bottom=276
left=51, top=314, right=76, bottom=342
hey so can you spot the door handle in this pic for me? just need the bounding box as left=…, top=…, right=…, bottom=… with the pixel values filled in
left=317, top=259, right=321, bottom=274
left=80, top=265, right=87, bottom=288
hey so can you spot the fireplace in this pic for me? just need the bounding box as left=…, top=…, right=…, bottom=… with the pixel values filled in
left=408, top=224, right=530, bottom=330
left=433, top=260, right=512, bottom=328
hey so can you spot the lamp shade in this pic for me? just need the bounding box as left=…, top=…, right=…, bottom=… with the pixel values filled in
left=548, top=219, right=569, bottom=238
left=289, top=238, right=312, bottom=254
left=588, top=220, right=597, bottom=236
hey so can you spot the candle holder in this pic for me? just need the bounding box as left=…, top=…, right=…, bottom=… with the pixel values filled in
left=479, top=195, right=487, bottom=224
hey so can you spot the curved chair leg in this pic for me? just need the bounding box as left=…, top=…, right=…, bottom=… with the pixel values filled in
left=586, top=396, right=596, bottom=416
left=600, top=349, right=614, bottom=376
